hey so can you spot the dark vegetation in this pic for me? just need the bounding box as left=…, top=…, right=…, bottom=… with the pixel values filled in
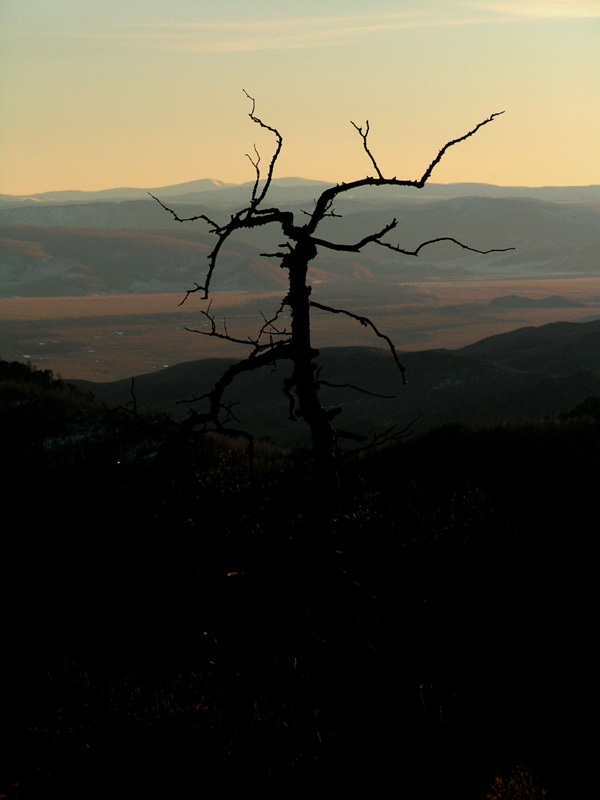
left=1, top=360, right=595, bottom=798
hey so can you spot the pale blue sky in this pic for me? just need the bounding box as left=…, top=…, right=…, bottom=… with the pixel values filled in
left=1, top=0, right=599, bottom=192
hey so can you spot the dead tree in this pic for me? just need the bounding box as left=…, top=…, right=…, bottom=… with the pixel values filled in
left=153, top=93, right=512, bottom=486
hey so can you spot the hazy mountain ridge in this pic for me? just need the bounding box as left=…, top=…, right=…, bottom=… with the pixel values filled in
left=0, top=177, right=335, bottom=213
left=0, top=178, right=235, bottom=206
left=2, top=177, right=599, bottom=207
left=2, top=189, right=600, bottom=296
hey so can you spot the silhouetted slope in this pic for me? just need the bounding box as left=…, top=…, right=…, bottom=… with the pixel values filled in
left=460, top=318, right=600, bottom=372
left=71, top=320, right=600, bottom=441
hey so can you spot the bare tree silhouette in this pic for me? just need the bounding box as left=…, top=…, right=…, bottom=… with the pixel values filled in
left=153, top=93, right=512, bottom=486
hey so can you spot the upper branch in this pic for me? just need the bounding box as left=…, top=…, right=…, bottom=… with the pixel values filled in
left=245, top=144, right=262, bottom=201
left=243, top=90, right=283, bottom=208
left=178, top=226, right=231, bottom=303
left=306, top=111, right=505, bottom=233
left=350, top=120, right=384, bottom=179
left=149, top=193, right=220, bottom=229
left=154, top=93, right=290, bottom=304
left=172, top=205, right=293, bottom=304
left=417, top=111, right=504, bottom=187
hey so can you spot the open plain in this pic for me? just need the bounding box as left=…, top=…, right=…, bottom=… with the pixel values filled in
left=3, top=276, right=600, bottom=381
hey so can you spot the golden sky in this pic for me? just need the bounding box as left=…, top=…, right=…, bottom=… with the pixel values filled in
left=1, top=0, right=599, bottom=193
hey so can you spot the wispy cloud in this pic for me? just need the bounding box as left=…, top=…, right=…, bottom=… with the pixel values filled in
left=82, top=4, right=600, bottom=54
left=463, top=1, right=600, bottom=18
left=103, top=11, right=490, bottom=54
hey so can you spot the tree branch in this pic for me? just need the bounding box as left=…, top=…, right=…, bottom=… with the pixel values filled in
left=318, top=379, right=395, bottom=400
left=181, top=341, right=293, bottom=433
left=245, top=143, right=261, bottom=201
left=185, top=300, right=291, bottom=351
left=174, top=207, right=293, bottom=304
left=351, top=120, right=384, bottom=179
left=306, top=111, right=505, bottom=232
left=310, top=300, right=407, bottom=385
left=243, top=90, right=283, bottom=208
left=417, top=111, right=505, bottom=186
left=152, top=94, right=292, bottom=305
left=311, top=219, right=398, bottom=252
left=256, top=301, right=290, bottom=344
left=375, top=236, right=515, bottom=257
left=341, top=412, right=422, bottom=459
left=148, top=193, right=219, bottom=229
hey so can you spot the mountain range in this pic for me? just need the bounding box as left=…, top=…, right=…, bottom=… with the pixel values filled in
left=2, top=178, right=600, bottom=297
left=3, top=177, right=600, bottom=207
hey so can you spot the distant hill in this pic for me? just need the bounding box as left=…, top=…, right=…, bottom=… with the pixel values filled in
left=2, top=178, right=599, bottom=207
left=70, top=319, right=600, bottom=442
left=0, top=178, right=235, bottom=206
left=0, top=225, right=288, bottom=295
left=3, top=190, right=600, bottom=296
left=0, top=177, right=335, bottom=211
left=489, top=294, right=584, bottom=309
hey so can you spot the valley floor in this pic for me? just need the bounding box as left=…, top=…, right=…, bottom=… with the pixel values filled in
left=2, top=275, right=600, bottom=381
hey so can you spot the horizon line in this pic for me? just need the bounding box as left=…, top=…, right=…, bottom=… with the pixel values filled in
left=3, top=178, right=600, bottom=198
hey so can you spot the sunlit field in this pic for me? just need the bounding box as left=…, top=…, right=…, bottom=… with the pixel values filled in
left=2, top=276, right=600, bottom=381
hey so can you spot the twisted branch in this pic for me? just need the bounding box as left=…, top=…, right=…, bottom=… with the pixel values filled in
left=310, top=300, right=407, bottom=385
left=418, top=111, right=504, bottom=186
left=148, top=193, right=219, bottom=228
left=375, top=236, right=515, bottom=257
left=312, top=219, right=398, bottom=252
left=307, top=111, right=505, bottom=233
left=185, top=300, right=290, bottom=351
left=244, top=89, right=283, bottom=208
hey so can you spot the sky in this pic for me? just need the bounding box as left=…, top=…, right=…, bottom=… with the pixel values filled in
left=1, top=0, right=599, bottom=194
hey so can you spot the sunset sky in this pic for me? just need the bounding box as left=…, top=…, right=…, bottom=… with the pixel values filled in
left=1, top=0, right=599, bottom=194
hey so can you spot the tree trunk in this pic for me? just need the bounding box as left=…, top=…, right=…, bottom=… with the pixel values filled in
left=287, top=239, right=339, bottom=491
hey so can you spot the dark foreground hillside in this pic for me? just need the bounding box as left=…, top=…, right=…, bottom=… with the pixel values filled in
left=1, top=362, right=596, bottom=798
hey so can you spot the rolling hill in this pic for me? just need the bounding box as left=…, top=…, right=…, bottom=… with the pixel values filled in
left=2, top=188, right=600, bottom=297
